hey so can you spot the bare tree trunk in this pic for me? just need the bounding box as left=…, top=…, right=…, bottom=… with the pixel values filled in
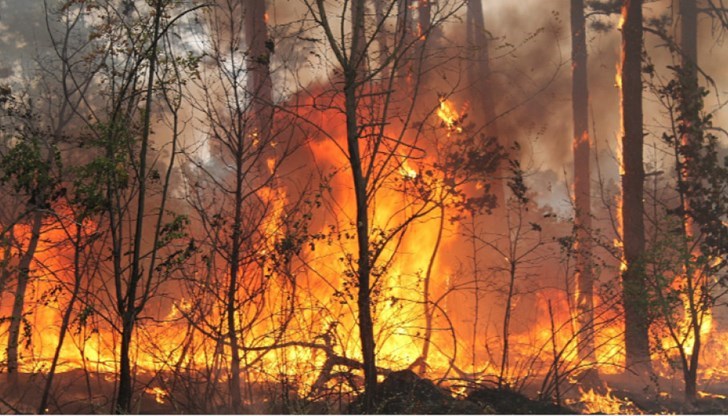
left=396, top=0, right=414, bottom=82
left=466, top=0, right=498, bottom=135
left=498, top=260, right=516, bottom=388
left=245, top=0, right=272, bottom=138
left=0, top=226, right=15, bottom=311
left=227, top=140, right=246, bottom=413
left=39, top=222, right=84, bottom=413
left=619, top=0, right=651, bottom=372
left=6, top=209, right=43, bottom=384
left=570, top=0, right=596, bottom=369
left=679, top=0, right=698, bottom=144
left=345, top=1, right=377, bottom=410
left=416, top=205, right=445, bottom=375
left=115, top=1, right=163, bottom=412
left=674, top=0, right=701, bottom=402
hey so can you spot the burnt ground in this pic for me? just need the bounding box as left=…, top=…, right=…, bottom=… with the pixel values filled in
left=3, top=369, right=728, bottom=414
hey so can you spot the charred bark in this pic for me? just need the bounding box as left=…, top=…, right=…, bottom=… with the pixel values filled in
left=619, top=0, right=651, bottom=372
left=245, top=0, right=273, bottom=139
left=678, top=0, right=701, bottom=402
left=466, top=0, right=498, bottom=135
left=396, top=0, right=415, bottom=82
left=570, top=0, right=596, bottom=368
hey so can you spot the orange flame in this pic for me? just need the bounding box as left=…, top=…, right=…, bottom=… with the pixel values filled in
left=437, top=98, right=463, bottom=134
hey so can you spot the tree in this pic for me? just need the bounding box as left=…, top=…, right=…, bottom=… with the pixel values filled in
left=245, top=0, right=273, bottom=138
left=0, top=108, right=58, bottom=385
left=465, top=0, right=505, bottom=216
left=570, top=0, right=596, bottom=372
left=181, top=0, right=301, bottom=409
left=301, top=0, right=466, bottom=409
left=619, top=0, right=651, bottom=372
left=644, top=61, right=728, bottom=403
left=45, top=1, right=200, bottom=411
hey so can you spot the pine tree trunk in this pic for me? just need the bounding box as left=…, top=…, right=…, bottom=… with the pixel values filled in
left=679, top=0, right=698, bottom=127
left=245, top=0, right=272, bottom=138
left=466, top=0, right=498, bottom=135
left=570, top=0, right=596, bottom=368
left=679, top=0, right=701, bottom=402
left=396, top=0, right=414, bottom=82
left=678, top=0, right=698, bottom=235
left=620, top=0, right=651, bottom=372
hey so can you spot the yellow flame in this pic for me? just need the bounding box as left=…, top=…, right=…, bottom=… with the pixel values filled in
left=399, top=160, right=417, bottom=179
left=578, top=386, right=641, bottom=415
left=617, top=4, right=627, bottom=31
left=698, top=391, right=727, bottom=399
left=145, top=386, right=167, bottom=404
left=660, top=282, right=713, bottom=358
left=437, top=98, right=463, bottom=134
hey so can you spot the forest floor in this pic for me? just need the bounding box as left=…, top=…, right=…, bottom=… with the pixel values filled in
left=2, top=369, right=728, bottom=414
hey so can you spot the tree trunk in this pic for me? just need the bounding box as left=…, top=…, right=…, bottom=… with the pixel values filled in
left=570, top=0, right=596, bottom=368
left=245, top=0, right=273, bottom=138
left=346, top=1, right=377, bottom=411
left=227, top=140, right=245, bottom=412
left=686, top=323, right=700, bottom=402
left=396, top=0, right=414, bottom=82
left=39, top=223, right=84, bottom=413
left=677, top=0, right=701, bottom=402
left=416, top=205, right=445, bottom=375
left=619, top=0, right=651, bottom=372
left=466, top=0, right=498, bottom=135
left=6, top=209, right=43, bottom=384
left=679, top=0, right=698, bottom=139
left=347, top=82, right=377, bottom=412
left=114, top=1, right=163, bottom=412
left=498, top=260, right=516, bottom=388
left=116, top=315, right=135, bottom=412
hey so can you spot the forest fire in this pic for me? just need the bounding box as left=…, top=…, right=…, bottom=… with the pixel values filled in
left=0, top=0, right=727, bottom=414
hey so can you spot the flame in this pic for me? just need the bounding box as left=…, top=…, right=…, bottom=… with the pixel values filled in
left=4, top=56, right=728, bottom=411
left=659, top=279, right=713, bottom=359
left=145, top=386, right=167, bottom=404
left=617, top=2, right=627, bottom=31
left=437, top=98, right=463, bottom=134
left=399, top=159, right=417, bottom=179
left=698, top=391, right=727, bottom=400
left=577, top=386, right=642, bottom=415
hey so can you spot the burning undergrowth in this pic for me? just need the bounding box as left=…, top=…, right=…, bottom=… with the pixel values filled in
left=0, top=0, right=727, bottom=414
